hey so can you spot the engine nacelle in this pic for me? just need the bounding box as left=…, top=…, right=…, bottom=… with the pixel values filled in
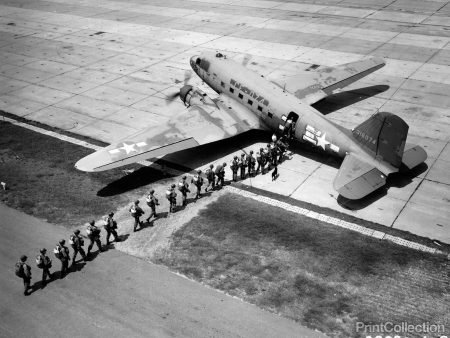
left=181, top=86, right=214, bottom=107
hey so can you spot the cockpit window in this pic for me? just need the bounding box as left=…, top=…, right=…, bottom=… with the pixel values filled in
left=198, top=58, right=210, bottom=72
left=196, top=58, right=201, bottom=65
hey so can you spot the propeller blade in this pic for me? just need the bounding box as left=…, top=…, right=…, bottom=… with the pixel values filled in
left=242, top=54, right=251, bottom=67
left=184, top=70, right=192, bottom=85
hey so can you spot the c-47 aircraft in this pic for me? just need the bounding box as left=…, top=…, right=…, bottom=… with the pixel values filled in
left=75, top=52, right=427, bottom=200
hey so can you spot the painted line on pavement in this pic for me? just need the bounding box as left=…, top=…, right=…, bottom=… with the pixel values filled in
left=224, top=186, right=446, bottom=256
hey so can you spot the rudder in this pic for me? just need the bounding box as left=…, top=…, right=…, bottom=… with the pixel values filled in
left=352, top=112, right=408, bottom=168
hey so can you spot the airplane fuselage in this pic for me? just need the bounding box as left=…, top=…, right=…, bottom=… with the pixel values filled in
left=191, top=53, right=397, bottom=176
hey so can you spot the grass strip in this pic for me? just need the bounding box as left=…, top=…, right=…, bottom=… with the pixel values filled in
left=154, top=193, right=450, bottom=338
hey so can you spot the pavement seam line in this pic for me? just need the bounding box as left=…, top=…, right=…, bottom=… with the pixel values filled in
left=2, top=114, right=446, bottom=257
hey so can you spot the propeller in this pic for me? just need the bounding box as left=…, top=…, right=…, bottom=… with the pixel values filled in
left=166, top=70, right=193, bottom=103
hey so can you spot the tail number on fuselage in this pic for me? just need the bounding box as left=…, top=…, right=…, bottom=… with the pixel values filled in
left=354, top=129, right=376, bottom=145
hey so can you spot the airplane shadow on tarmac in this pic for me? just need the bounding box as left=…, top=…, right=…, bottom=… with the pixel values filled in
left=312, top=85, right=390, bottom=115
left=337, top=162, right=428, bottom=210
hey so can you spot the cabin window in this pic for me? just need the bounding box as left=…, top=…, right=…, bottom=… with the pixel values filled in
left=248, top=99, right=253, bottom=105
left=229, top=87, right=234, bottom=93
left=238, top=93, right=243, bottom=99
left=268, top=112, right=273, bottom=118
left=257, top=105, right=263, bottom=112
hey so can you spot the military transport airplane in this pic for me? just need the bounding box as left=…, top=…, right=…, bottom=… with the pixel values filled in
left=75, top=52, right=427, bottom=200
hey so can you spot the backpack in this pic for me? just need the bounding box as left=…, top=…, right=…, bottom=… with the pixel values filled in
left=166, top=190, right=172, bottom=200
left=53, top=246, right=62, bottom=259
left=36, top=255, right=44, bottom=268
left=69, top=234, right=76, bottom=245
left=15, top=262, right=24, bottom=277
left=178, top=181, right=184, bottom=192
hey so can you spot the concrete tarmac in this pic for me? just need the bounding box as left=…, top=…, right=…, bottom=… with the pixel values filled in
left=0, top=203, right=325, bottom=338
left=0, top=1, right=449, bottom=238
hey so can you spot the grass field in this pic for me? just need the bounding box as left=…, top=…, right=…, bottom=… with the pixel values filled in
left=154, top=193, right=450, bottom=338
left=0, top=120, right=169, bottom=227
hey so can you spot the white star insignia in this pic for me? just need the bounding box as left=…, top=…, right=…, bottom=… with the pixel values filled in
left=120, top=142, right=136, bottom=154
left=316, top=132, right=330, bottom=150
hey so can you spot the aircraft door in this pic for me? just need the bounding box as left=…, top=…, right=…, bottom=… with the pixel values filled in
left=280, top=112, right=300, bottom=140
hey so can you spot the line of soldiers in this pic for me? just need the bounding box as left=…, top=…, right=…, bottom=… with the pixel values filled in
left=15, top=213, right=120, bottom=296
left=231, top=135, right=289, bottom=181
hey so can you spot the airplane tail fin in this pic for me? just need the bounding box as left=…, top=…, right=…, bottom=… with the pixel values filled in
left=352, top=112, right=408, bottom=168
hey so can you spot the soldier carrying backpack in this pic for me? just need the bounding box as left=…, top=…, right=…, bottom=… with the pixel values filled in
left=69, top=229, right=87, bottom=266
left=130, top=200, right=144, bottom=232
left=191, top=170, right=204, bottom=199
left=86, top=220, right=103, bottom=255
left=15, top=255, right=32, bottom=295
left=104, top=212, right=120, bottom=245
left=54, top=239, right=70, bottom=278
left=166, top=184, right=177, bottom=213
left=36, top=248, right=52, bottom=286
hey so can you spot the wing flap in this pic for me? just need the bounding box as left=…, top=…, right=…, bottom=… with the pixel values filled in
left=333, top=153, right=386, bottom=199
left=271, top=57, right=385, bottom=105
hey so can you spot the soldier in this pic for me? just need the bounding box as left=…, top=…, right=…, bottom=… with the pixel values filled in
left=230, top=156, right=239, bottom=182
left=86, top=220, right=102, bottom=255
left=104, top=212, right=120, bottom=245
left=270, top=142, right=278, bottom=166
left=215, top=162, right=227, bottom=187
left=191, top=170, right=204, bottom=199
left=35, top=248, right=52, bottom=286
left=69, top=229, right=87, bottom=266
left=265, top=143, right=272, bottom=168
left=247, top=150, right=256, bottom=177
left=130, top=200, right=144, bottom=232
left=239, top=153, right=246, bottom=179
left=256, top=148, right=266, bottom=174
left=178, top=175, right=190, bottom=206
left=145, top=190, right=159, bottom=222
left=272, top=164, right=279, bottom=181
left=166, top=184, right=177, bottom=213
left=53, top=239, right=70, bottom=278
left=205, top=164, right=215, bottom=192
left=277, top=136, right=289, bottom=163
left=15, top=255, right=32, bottom=295
left=284, top=118, right=294, bottom=139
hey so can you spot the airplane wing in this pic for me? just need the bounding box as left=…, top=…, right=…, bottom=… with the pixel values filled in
left=270, top=58, right=385, bottom=105
left=333, top=153, right=386, bottom=199
left=75, top=93, right=263, bottom=172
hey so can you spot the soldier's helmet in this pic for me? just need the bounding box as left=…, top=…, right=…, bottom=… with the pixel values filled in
left=150, top=189, right=155, bottom=194
left=209, top=164, right=214, bottom=168
left=59, top=239, right=65, bottom=245
left=182, top=175, right=187, bottom=179
left=40, top=248, right=47, bottom=254
left=260, top=147, right=264, bottom=152
left=197, top=169, right=201, bottom=174
left=234, top=155, right=238, bottom=160
left=109, top=212, right=114, bottom=217
left=74, top=229, right=80, bottom=235
left=223, top=162, right=227, bottom=166
left=171, top=183, right=176, bottom=188
left=89, top=220, right=95, bottom=226
left=134, top=200, right=140, bottom=204
left=20, top=255, right=27, bottom=262
left=250, top=150, right=253, bottom=154
left=241, top=153, right=245, bottom=157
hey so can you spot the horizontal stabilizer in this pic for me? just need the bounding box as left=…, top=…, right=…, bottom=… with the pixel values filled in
left=333, top=153, right=386, bottom=199
left=402, top=143, right=427, bottom=170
